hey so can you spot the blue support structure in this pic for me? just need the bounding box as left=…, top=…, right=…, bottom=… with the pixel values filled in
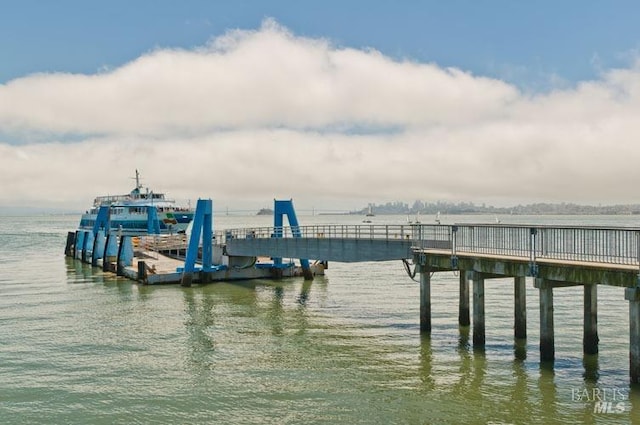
left=83, top=231, right=95, bottom=263
left=117, top=235, right=134, bottom=276
left=274, top=199, right=313, bottom=280
left=75, top=231, right=86, bottom=260
left=147, top=206, right=161, bottom=234
left=92, top=230, right=106, bottom=267
left=181, top=199, right=213, bottom=287
left=92, top=206, right=110, bottom=236
left=103, top=232, right=119, bottom=272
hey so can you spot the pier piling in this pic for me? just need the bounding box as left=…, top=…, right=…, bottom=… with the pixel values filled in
left=514, top=277, right=527, bottom=340
left=583, top=283, right=598, bottom=355
left=459, top=271, right=470, bottom=327
left=74, top=231, right=85, bottom=260
left=625, top=287, right=640, bottom=383
left=83, top=231, right=94, bottom=263
left=116, top=236, right=134, bottom=276
left=65, top=232, right=75, bottom=257
left=104, top=233, right=118, bottom=272
left=536, top=278, right=555, bottom=362
left=472, top=274, right=485, bottom=347
left=92, top=230, right=106, bottom=267
left=420, top=267, right=431, bottom=333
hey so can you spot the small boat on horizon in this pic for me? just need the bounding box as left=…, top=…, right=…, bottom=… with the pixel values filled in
left=78, top=170, right=194, bottom=235
left=366, top=203, right=375, bottom=217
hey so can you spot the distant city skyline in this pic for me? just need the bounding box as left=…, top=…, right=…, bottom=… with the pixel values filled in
left=2, top=2, right=640, bottom=211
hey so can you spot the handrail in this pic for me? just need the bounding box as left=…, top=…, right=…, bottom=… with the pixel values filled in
left=218, top=224, right=418, bottom=243
left=219, top=223, right=640, bottom=268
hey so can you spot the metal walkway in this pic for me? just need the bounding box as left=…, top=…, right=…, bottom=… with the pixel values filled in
left=222, top=223, right=640, bottom=272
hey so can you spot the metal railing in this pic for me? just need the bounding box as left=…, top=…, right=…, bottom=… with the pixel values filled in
left=218, top=224, right=419, bottom=243
left=219, top=223, right=640, bottom=268
left=417, top=224, right=640, bottom=268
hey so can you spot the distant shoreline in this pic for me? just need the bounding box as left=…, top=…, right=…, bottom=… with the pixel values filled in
left=352, top=201, right=640, bottom=216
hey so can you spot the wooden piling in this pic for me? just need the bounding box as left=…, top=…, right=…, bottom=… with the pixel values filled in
left=459, top=271, right=470, bottom=327
left=514, top=276, right=527, bottom=340
left=420, top=267, right=431, bottom=333
left=583, top=283, right=599, bottom=355
left=472, top=274, right=485, bottom=347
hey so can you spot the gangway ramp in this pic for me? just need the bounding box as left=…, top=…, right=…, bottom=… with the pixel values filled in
left=222, top=224, right=452, bottom=262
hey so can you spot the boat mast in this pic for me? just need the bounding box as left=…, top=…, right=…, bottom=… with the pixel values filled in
left=135, top=169, right=141, bottom=190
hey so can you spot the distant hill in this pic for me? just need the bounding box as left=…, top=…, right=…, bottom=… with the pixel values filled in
left=352, top=201, right=640, bottom=215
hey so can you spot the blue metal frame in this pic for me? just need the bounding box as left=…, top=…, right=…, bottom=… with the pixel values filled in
left=92, top=206, right=111, bottom=235
left=273, top=199, right=310, bottom=270
left=182, top=199, right=221, bottom=277
left=146, top=206, right=161, bottom=234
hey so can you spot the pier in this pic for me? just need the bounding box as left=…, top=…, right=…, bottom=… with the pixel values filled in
left=222, top=221, right=640, bottom=384
left=66, top=200, right=640, bottom=383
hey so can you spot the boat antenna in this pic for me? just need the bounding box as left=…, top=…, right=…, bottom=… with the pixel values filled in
left=134, top=169, right=142, bottom=190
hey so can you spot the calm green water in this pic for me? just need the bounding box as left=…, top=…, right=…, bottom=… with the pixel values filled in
left=2, top=214, right=640, bottom=424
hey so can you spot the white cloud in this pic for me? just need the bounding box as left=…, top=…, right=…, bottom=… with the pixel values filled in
left=1, top=19, right=640, bottom=211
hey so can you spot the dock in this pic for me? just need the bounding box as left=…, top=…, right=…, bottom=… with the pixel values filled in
left=64, top=199, right=325, bottom=286
left=66, top=199, right=640, bottom=383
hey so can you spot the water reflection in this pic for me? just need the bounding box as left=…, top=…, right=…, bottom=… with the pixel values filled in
left=451, top=329, right=474, bottom=395
left=538, top=367, right=558, bottom=421
left=510, top=358, right=530, bottom=418
left=514, top=338, right=527, bottom=361
left=182, top=288, right=217, bottom=371
left=582, top=354, right=599, bottom=383
left=66, top=257, right=99, bottom=283
left=178, top=279, right=318, bottom=371
left=419, top=334, right=434, bottom=390
left=268, top=285, right=285, bottom=336
left=630, top=386, right=640, bottom=421
left=297, top=279, right=313, bottom=306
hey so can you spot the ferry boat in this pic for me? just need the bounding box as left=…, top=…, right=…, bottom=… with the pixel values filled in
left=79, top=170, right=194, bottom=234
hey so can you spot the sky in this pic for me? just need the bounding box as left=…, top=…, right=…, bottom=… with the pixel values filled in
left=2, top=1, right=640, bottom=213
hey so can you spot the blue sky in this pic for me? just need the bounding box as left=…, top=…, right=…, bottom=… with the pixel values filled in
left=2, top=1, right=640, bottom=211
left=2, top=1, right=638, bottom=90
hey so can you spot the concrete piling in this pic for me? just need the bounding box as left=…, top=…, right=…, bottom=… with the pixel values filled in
left=536, top=278, right=555, bottom=362
left=625, top=287, right=640, bottom=383
left=514, top=276, right=527, bottom=340
left=459, top=271, right=470, bottom=327
left=583, top=283, right=599, bottom=355
left=472, top=274, right=485, bottom=347
left=420, top=267, right=431, bottom=333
